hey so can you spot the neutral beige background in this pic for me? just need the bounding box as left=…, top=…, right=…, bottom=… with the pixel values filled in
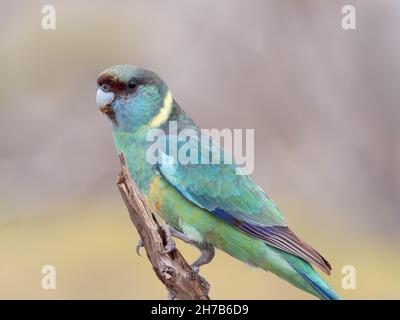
left=0, top=0, right=399, bottom=299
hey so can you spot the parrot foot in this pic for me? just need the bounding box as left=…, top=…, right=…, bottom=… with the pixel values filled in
left=135, top=239, right=144, bottom=256
left=164, top=225, right=216, bottom=270
left=190, top=244, right=214, bottom=294
left=190, top=267, right=210, bottom=294
left=198, top=274, right=210, bottom=295
left=191, top=244, right=215, bottom=271
left=160, top=225, right=212, bottom=295
left=160, top=224, right=176, bottom=254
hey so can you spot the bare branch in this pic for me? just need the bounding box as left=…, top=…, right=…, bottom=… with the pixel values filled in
left=116, top=153, right=210, bottom=300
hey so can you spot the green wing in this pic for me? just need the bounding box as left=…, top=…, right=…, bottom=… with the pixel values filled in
left=156, top=132, right=331, bottom=274
left=156, top=132, right=287, bottom=226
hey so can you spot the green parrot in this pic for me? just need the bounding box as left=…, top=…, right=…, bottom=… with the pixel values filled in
left=96, top=65, right=340, bottom=300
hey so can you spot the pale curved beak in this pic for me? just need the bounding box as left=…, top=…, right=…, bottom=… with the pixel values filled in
left=96, top=88, right=115, bottom=113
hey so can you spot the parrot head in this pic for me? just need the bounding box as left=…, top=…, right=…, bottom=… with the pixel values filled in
left=96, top=65, right=171, bottom=131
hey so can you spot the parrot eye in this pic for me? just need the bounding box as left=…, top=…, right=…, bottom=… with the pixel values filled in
left=101, top=83, right=111, bottom=92
left=127, top=78, right=139, bottom=91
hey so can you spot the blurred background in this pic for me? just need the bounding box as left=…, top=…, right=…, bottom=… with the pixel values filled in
left=0, top=0, right=399, bottom=299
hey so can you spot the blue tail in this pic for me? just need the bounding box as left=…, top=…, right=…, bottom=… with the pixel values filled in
left=285, top=256, right=341, bottom=300
left=298, top=269, right=341, bottom=300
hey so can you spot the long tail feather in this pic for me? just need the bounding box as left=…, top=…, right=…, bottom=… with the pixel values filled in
left=289, top=261, right=341, bottom=300
left=296, top=269, right=341, bottom=300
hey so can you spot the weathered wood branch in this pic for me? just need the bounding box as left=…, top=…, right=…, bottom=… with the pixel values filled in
left=116, top=153, right=210, bottom=300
